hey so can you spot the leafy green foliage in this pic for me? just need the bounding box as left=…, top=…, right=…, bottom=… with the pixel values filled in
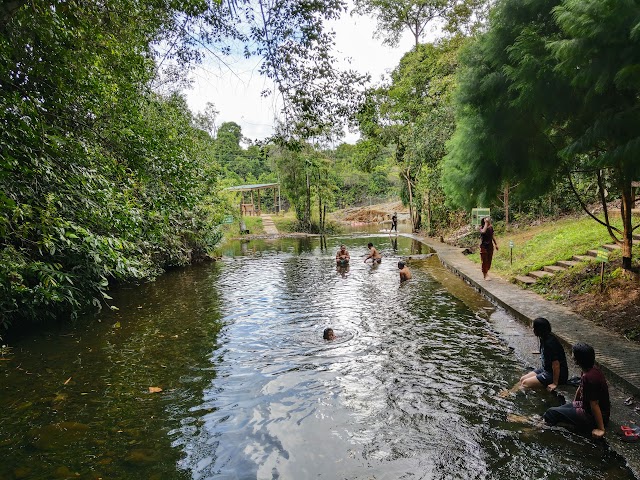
left=0, top=1, right=230, bottom=331
left=443, top=0, right=640, bottom=270
left=352, top=0, right=492, bottom=47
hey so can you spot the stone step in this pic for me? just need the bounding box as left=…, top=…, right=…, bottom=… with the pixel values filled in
left=586, top=249, right=600, bottom=257
left=543, top=265, right=566, bottom=274
left=556, top=260, right=581, bottom=268
left=528, top=270, right=554, bottom=279
left=515, top=275, right=537, bottom=285
left=573, top=255, right=595, bottom=263
left=602, top=244, right=621, bottom=251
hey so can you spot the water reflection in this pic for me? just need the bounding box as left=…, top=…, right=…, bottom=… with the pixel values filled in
left=176, top=237, right=632, bottom=479
left=0, top=237, right=633, bottom=480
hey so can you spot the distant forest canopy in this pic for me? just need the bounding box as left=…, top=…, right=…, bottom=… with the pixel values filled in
left=2, top=0, right=639, bottom=333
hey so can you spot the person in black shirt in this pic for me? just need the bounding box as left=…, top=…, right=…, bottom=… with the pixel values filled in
left=520, top=317, right=569, bottom=392
left=500, top=317, right=569, bottom=398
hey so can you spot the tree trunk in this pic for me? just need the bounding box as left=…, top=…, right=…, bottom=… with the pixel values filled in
left=323, top=204, right=327, bottom=232
left=426, top=189, right=431, bottom=237
left=405, top=170, right=415, bottom=232
left=305, top=172, right=311, bottom=228
left=621, top=178, right=634, bottom=272
left=504, top=183, right=509, bottom=230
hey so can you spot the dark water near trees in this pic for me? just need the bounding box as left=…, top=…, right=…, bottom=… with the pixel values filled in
left=0, top=236, right=633, bottom=479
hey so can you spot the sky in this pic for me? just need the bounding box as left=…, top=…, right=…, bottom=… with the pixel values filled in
left=183, top=12, right=415, bottom=144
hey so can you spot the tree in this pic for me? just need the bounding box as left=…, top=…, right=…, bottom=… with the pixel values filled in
left=352, top=0, right=492, bottom=47
left=443, top=0, right=640, bottom=272
left=0, top=1, right=231, bottom=329
left=356, top=37, right=464, bottom=232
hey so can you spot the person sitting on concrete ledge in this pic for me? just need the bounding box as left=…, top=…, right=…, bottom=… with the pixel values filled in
left=499, top=317, right=568, bottom=398
left=520, top=317, right=569, bottom=392
left=543, top=342, right=610, bottom=439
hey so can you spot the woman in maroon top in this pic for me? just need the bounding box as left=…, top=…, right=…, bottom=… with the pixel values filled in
left=543, top=343, right=610, bottom=439
left=479, top=217, right=498, bottom=280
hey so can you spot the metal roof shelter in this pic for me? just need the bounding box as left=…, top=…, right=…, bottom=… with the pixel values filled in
left=225, top=183, right=281, bottom=216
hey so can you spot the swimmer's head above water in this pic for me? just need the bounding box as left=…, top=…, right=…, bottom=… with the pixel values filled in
left=323, top=328, right=336, bottom=340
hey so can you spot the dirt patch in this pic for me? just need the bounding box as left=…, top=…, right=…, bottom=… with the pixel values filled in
left=331, top=201, right=409, bottom=224
left=566, top=279, right=640, bottom=342
left=535, top=263, right=640, bottom=343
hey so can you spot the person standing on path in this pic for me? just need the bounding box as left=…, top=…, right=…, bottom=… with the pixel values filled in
left=479, top=217, right=498, bottom=280
left=391, top=212, right=398, bottom=233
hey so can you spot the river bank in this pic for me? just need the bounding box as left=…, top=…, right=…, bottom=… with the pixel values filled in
left=412, top=233, right=640, bottom=477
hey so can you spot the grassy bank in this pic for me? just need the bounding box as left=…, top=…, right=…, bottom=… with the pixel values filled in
left=467, top=216, right=634, bottom=277
left=464, top=214, right=640, bottom=341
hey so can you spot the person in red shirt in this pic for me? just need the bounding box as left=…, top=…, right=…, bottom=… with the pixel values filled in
left=543, top=343, right=610, bottom=439
left=479, top=217, right=498, bottom=280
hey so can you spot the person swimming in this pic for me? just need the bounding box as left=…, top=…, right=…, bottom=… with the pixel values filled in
left=323, top=328, right=336, bottom=341
left=398, top=261, right=411, bottom=282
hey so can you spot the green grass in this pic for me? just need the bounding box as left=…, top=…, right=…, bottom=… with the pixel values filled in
left=467, top=215, right=634, bottom=277
left=220, top=216, right=264, bottom=239
left=271, top=212, right=299, bottom=233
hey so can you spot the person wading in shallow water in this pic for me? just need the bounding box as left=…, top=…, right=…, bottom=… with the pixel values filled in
left=335, top=244, right=350, bottom=266
left=364, top=242, right=382, bottom=264
left=479, top=217, right=498, bottom=280
left=398, top=261, right=411, bottom=282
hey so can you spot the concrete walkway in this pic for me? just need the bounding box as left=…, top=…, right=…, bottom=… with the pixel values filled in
left=410, top=234, right=640, bottom=475
left=260, top=214, right=279, bottom=235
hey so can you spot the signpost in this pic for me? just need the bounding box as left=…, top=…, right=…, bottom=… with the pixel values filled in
left=595, top=248, right=609, bottom=291
left=509, top=240, right=514, bottom=265
left=471, top=208, right=491, bottom=227
left=223, top=215, right=234, bottom=224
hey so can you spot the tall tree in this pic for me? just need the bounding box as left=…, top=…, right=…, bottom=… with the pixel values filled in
left=356, top=37, right=464, bottom=232
left=352, top=0, right=492, bottom=47
left=443, top=0, right=640, bottom=272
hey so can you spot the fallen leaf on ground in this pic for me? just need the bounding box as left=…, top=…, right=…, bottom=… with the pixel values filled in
left=148, top=387, right=163, bottom=393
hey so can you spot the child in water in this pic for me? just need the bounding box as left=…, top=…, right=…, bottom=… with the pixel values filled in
left=323, top=328, right=336, bottom=341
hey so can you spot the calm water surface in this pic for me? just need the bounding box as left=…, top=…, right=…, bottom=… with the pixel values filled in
left=0, top=236, right=633, bottom=479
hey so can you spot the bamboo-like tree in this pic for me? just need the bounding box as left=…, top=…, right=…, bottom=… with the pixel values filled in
left=443, top=0, right=640, bottom=273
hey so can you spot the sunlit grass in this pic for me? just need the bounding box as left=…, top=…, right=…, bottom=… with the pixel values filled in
left=271, top=211, right=298, bottom=233
left=467, top=215, right=636, bottom=277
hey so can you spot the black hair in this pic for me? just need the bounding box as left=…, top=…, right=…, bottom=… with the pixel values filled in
left=367, top=242, right=373, bottom=248
left=532, top=317, right=552, bottom=338
left=572, top=342, right=595, bottom=370
left=480, top=217, right=486, bottom=228
left=323, top=328, right=334, bottom=340
left=398, top=261, right=405, bottom=269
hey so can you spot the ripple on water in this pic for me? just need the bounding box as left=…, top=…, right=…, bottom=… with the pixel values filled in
left=2, top=237, right=629, bottom=480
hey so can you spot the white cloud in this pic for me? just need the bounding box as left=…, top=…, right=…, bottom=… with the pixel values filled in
left=183, top=10, right=414, bottom=144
